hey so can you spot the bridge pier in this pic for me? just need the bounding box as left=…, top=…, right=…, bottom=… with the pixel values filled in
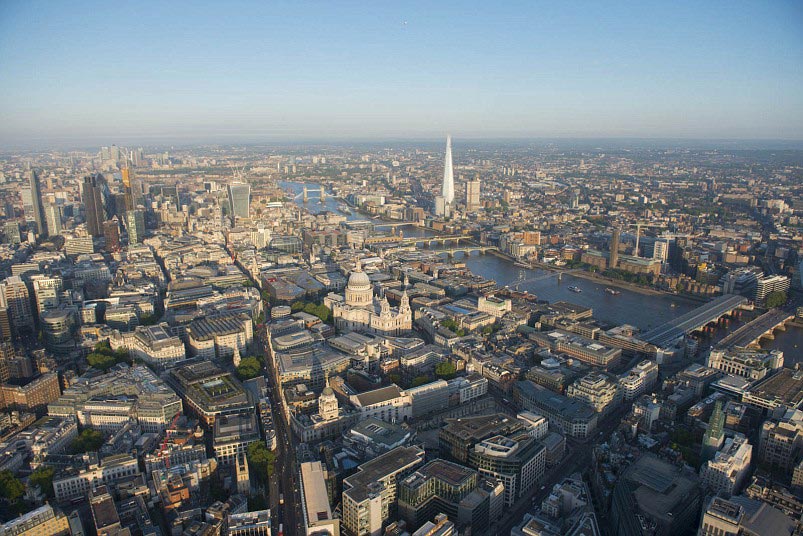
left=302, top=186, right=308, bottom=202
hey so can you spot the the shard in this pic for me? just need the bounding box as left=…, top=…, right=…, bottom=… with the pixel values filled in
left=442, top=135, right=455, bottom=204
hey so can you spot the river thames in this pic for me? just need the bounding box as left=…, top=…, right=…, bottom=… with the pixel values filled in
left=281, top=180, right=803, bottom=360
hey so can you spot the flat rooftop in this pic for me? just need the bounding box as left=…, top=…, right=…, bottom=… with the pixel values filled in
left=300, top=461, right=333, bottom=526
left=343, top=446, right=424, bottom=502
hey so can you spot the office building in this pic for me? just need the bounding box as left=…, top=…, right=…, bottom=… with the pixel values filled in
left=465, top=178, right=480, bottom=212
left=758, top=409, right=803, bottom=471
left=30, top=274, right=63, bottom=316
left=40, top=308, right=76, bottom=354
left=0, top=372, right=60, bottom=413
left=300, top=461, right=340, bottom=536
left=228, top=510, right=272, bottom=536
left=228, top=182, right=251, bottom=220
left=4, top=221, right=21, bottom=244
left=349, top=384, right=412, bottom=424
left=48, top=364, right=183, bottom=433
left=513, top=381, right=598, bottom=439
left=1, top=276, right=34, bottom=334
left=0, top=504, right=70, bottom=536
left=343, top=417, right=416, bottom=461
left=341, top=446, right=425, bottom=536
left=82, top=173, right=109, bottom=237
left=610, top=455, right=700, bottom=536
left=652, top=239, right=669, bottom=262
left=516, top=411, right=549, bottom=440
left=701, top=400, right=726, bottom=463
left=439, top=413, right=527, bottom=463
left=468, top=432, right=545, bottom=506
left=699, top=495, right=795, bottom=536
left=398, top=459, right=488, bottom=533
left=186, top=312, right=253, bottom=360
left=700, top=433, right=752, bottom=495
left=567, top=372, right=622, bottom=414
left=619, top=360, right=659, bottom=400
left=65, top=235, right=94, bottom=255
left=26, top=170, right=48, bottom=236
left=53, top=453, right=140, bottom=502
left=126, top=209, right=145, bottom=244
left=213, top=411, right=259, bottom=466
left=110, top=323, right=186, bottom=370
left=442, top=136, right=455, bottom=205
left=754, top=275, right=790, bottom=305
left=45, top=203, right=62, bottom=236
left=103, top=217, right=121, bottom=252
left=167, top=360, right=250, bottom=427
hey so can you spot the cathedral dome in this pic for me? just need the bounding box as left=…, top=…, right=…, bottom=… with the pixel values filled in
left=322, top=385, right=334, bottom=396
left=347, top=261, right=371, bottom=291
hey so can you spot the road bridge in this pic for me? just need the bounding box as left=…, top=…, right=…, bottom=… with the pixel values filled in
left=294, top=185, right=327, bottom=202
left=715, top=308, right=795, bottom=350
left=372, top=221, right=420, bottom=230
left=432, top=245, right=499, bottom=257
left=641, top=294, right=749, bottom=347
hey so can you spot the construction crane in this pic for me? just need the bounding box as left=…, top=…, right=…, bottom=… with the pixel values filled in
left=157, top=412, right=182, bottom=470
left=627, top=221, right=668, bottom=257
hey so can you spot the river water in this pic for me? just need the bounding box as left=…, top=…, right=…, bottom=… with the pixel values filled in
left=280, top=180, right=803, bottom=354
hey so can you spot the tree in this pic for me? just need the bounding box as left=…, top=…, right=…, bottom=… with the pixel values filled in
left=87, top=352, right=117, bottom=371
left=71, top=428, right=104, bottom=453
left=765, top=291, right=788, bottom=308
left=246, top=441, right=276, bottom=482
left=139, top=313, right=160, bottom=326
left=411, top=375, right=430, bottom=387
left=28, top=466, right=54, bottom=498
left=0, top=471, right=24, bottom=502
left=236, top=357, right=263, bottom=381
left=435, top=361, right=456, bottom=380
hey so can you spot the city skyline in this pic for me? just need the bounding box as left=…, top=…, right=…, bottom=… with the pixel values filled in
left=1, top=1, right=802, bottom=147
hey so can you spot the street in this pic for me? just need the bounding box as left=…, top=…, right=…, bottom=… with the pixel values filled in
left=260, top=326, right=303, bottom=536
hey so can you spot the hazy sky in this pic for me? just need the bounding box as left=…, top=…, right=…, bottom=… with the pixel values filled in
left=1, top=1, right=802, bottom=146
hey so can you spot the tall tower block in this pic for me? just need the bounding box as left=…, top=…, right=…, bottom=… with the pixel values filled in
left=442, top=135, right=455, bottom=204
left=609, top=228, right=621, bottom=269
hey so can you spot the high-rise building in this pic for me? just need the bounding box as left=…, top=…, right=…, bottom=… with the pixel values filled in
left=27, top=170, right=48, bottom=237
left=700, top=433, right=752, bottom=495
left=45, top=203, right=62, bottom=236
left=0, top=276, right=34, bottom=335
left=699, top=495, right=795, bottom=536
left=126, top=209, right=145, bottom=244
left=465, top=177, right=481, bottom=212
left=342, top=446, right=425, bottom=536
left=652, top=239, right=669, bottom=263
left=31, top=274, right=63, bottom=316
left=609, top=228, right=621, bottom=269
left=701, top=400, right=725, bottom=463
left=82, top=174, right=109, bottom=237
left=434, top=195, right=448, bottom=218
left=442, top=136, right=455, bottom=205
left=103, top=217, right=121, bottom=252
left=0, top=292, right=12, bottom=342
left=228, top=182, right=251, bottom=220
left=754, top=275, right=790, bottom=305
